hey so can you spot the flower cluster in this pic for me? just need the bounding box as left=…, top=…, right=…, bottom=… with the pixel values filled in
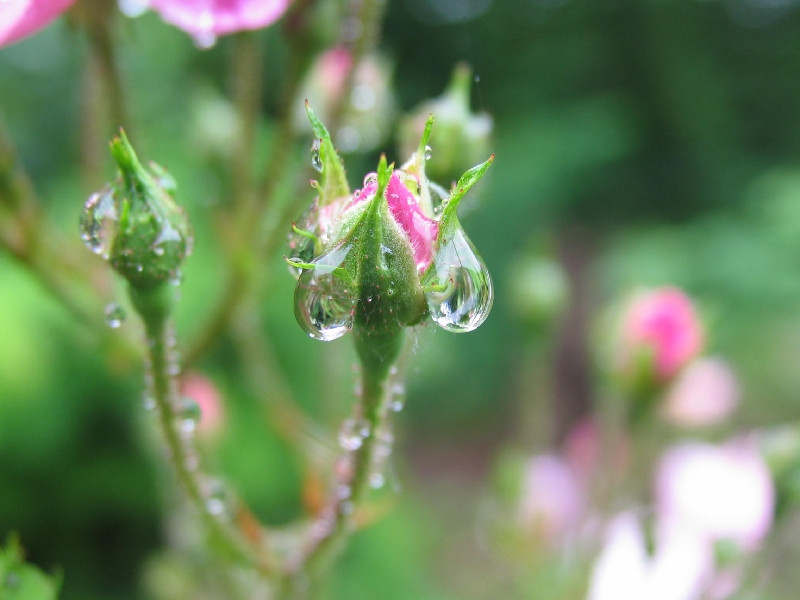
left=287, top=103, right=494, bottom=361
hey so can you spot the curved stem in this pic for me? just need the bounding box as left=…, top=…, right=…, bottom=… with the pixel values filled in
left=135, top=284, right=266, bottom=570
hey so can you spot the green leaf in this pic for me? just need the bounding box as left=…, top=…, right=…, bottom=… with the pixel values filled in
left=305, top=101, right=350, bottom=205
left=0, top=534, right=61, bottom=600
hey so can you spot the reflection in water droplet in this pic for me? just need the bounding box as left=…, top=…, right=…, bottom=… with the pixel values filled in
left=104, top=302, right=126, bottom=328
left=179, top=397, right=202, bottom=424
left=423, top=226, right=493, bottom=332
left=363, top=173, right=377, bottom=188
left=80, top=186, right=117, bottom=259
left=424, top=145, right=433, bottom=160
left=310, top=139, right=323, bottom=172
left=294, top=245, right=355, bottom=341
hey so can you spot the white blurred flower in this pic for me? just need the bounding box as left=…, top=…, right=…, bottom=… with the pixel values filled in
left=655, top=440, right=774, bottom=550
left=661, top=358, right=739, bottom=428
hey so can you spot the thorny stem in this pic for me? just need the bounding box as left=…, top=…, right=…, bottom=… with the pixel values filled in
left=285, top=344, right=401, bottom=594
left=132, top=283, right=266, bottom=571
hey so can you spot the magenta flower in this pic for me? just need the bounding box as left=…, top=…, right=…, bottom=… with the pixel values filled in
left=148, top=0, right=293, bottom=45
left=0, top=0, right=76, bottom=48
left=618, top=287, right=704, bottom=383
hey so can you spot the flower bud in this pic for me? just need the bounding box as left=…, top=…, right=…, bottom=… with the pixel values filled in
left=398, top=63, right=493, bottom=184
left=288, top=105, right=494, bottom=353
left=80, top=131, right=193, bottom=291
left=612, top=287, right=704, bottom=391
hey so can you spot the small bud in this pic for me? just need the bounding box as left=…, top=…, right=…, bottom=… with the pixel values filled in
left=289, top=105, right=494, bottom=356
left=80, top=131, right=193, bottom=291
left=398, top=63, right=493, bottom=184
left=611, top=287, right=704, bottom=391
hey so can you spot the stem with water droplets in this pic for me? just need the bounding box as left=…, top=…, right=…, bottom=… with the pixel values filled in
left=130, top=282, right=262, bottom=569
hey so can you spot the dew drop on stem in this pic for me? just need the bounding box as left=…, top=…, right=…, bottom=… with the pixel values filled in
left=310, top=139, right=323, bottom=172
left=104, top=302, right=126, bottom=328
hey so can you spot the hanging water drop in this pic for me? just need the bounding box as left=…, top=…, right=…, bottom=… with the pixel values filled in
left=363, top=173, right=378, bottom=188
left=423, top=226, right=493, bottom=332
left=294, top=245, right=355, bottom=341
left=310, top=139, right=323, bottom=172
left=424, top=145, right=433, bottom=160
left=369, top=473, right=385, bottom=489
left=80, top=186, right=117, bottom=258
left=179, top=397, right=202, bottom=427
left=104, top=302, right=126, bottom=328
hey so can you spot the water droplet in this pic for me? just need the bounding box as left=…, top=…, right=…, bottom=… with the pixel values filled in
left=339, top=500, right=354, bottom=516
left=310, top=139, right=323, bottom=172
left=153, top=246, right=164, bottom=256
left=143, top=395, right=156, bottom=411
left=424, top=145, right=433, bottom=160
left=423, top=227, right=493, bottom=332
left=294, top=245, right=355, bottom=341
left=80, top=186, right=117, bottom=259
left=179, top=397, right=201, bottom=422
left=207, top=498, right=225, bottom=515
left=339, top=418, right=369, bottom=450
left=336, top=485, right=352, bottom=500
left=369, top=473, right=385, bottom=489
left=104, top=302, right=126, bottom=328
left=380, top=244, right=393, bottom=256
left=363, top=173, right=378, bottom=188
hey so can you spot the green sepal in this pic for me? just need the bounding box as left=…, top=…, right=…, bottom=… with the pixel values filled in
left=0, top=534, right=61, bottom=600
left=438, top=154, right=494, bottom=241
left=107, top=130, right=192, bottom=291
left=305, top=101, right=350, bottom=206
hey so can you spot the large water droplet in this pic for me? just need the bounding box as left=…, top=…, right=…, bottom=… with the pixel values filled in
left=424, top=145, right=433, bottom=160
left=423, top=227, right=493, bottom=332
left=310, top=139, right=323, bottom=172
left=80, top=186, right=117, bottom=259
left=104, top=302, right=126, bottom=328
left=294, top=245, right=355, bottom=341
left=287, top=205, right=319, bottom=278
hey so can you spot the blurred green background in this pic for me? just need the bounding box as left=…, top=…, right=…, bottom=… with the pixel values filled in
left=5, top=0, right=800, bottom=598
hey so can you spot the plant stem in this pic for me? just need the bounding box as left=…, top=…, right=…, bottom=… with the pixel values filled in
left=132, top=283, right=265, bottom=570
left=285, top=344, right=400, bottom=594
left=231, top=31, right=263, bottom=209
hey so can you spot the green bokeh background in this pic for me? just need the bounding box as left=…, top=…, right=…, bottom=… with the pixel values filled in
left=4, top=0, right=800, bottom=598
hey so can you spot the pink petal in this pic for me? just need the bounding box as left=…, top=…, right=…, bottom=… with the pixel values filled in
left=661, top=357, right=739, bottom=427
left=148, top=0, right=292, bottom=38
left=0, top=0, right=76, bottom=48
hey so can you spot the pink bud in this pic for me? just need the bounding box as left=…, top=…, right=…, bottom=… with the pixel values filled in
left=661, top=357, right=739, bottom=427
left=518, top=454, right=584, bottom=547
left=0, top=0, right=76, bottom=48
left=181, top=372, right=225, bottom=437
left=655, top=440, right=775, bottom=550
left=619, top=287, right=704, bottom=382
left=147, top=0, right=292, bottom=42
left=352, top=172, right=438, bottom=273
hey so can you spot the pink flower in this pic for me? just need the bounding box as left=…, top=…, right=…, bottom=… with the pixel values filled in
left=148, top=0, right=292, bottom=44
left=518, top=454, right=585, bottom=546
left=181, top=372, right=225, bottom=437
left=661, top=357, right=739, bottom=427
left=0, top=0, right=76, bottom=48
left=620, top=287, right=704, bottom=382
left=655, top=440, right=775, bottom=550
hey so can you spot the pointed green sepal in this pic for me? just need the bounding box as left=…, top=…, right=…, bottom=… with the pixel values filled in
left=306, top=101, right=350, bottom=205
left=438, top=154, right=494, bottom=240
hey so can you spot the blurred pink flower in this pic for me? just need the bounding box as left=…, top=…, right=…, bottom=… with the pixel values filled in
left=181, top=372, right=225, bottom=437
left=661, top=357, right=739, bottom=427
left=148, top=0, right=292, bottom=44
left=655, top=440, right=774, bottom=550
left=518, top=454, right=584, bottom=546
left=0, top=0, right=76, bottom=48
left=620, top=287, right=704, bottom=382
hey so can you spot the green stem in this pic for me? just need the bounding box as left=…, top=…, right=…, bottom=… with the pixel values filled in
left=130, top=283, right=264, bottom=570
left=285, top=334, right=401, bottom=595
left=230, top=31, right=263, bottom=209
